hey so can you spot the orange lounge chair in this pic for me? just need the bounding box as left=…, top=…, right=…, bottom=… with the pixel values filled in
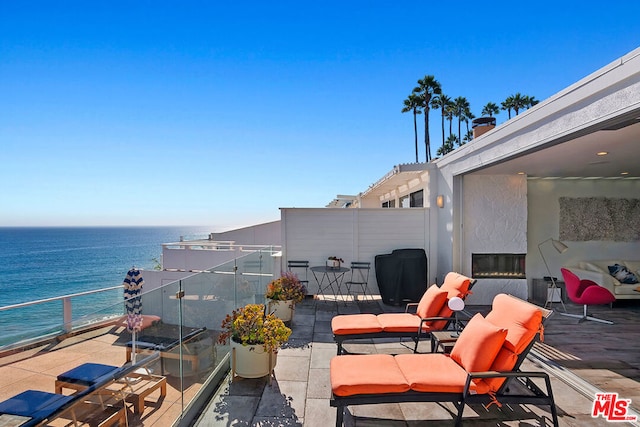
left=331, top=272, right=474, bottom=354
left=330, top=294, right=557, bottom=427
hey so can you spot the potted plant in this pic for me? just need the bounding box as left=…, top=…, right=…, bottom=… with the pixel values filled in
left=265, top=271, right=306, bottom=321
left=218, top=303, right=292, bottom=378
left=327, top=256, right=344, bottom=269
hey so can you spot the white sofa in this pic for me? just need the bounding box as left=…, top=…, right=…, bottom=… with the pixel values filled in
left=563, top=261, right=640, bottom=300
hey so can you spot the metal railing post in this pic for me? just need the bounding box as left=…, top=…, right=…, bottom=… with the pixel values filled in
left=63, top=297, right=72, bottom=332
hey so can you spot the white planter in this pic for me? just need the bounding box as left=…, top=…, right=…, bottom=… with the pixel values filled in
left=267, top=299, right=294, bottom=322
left=327, top=260, right=341, bottom=269
left=231, top=340, right=277, bottom=379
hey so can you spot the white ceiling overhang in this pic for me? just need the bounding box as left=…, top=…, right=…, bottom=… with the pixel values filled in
left=360, top=163, right=432, bottom=200
left=435, top=48, right=640, bottom=178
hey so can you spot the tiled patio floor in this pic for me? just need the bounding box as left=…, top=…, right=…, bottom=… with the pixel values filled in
left=194, top=296, right=640, bottom=426
left=1, top=295, right=638, bottom=426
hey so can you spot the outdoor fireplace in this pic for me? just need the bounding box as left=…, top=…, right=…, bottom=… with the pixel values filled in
left=472, top=253, right=526, bottom=279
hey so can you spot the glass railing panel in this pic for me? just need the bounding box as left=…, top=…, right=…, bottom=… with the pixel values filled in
left=236, top=248, right=276, bottom=305
left=0, top=285, right=123, bottom=348
left=0, top=246, right=280, bottom=426
left=0, top=299, right=67, bottom=347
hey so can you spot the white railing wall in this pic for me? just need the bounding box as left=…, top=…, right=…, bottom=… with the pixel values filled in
left=281, top=208, right=433, bottom=295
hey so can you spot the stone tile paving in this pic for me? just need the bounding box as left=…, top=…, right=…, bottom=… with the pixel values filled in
left=194, top=297, right=640, bottom=426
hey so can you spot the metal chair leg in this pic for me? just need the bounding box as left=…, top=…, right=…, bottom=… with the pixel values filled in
left=559, top=304, right=613, bottom=324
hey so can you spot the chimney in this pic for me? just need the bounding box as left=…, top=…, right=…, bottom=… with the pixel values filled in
left=472, top=117, right=496, bottom=139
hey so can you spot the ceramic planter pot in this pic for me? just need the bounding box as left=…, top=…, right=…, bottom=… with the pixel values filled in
left=327, top=260, right=341, bottom=269
left=230, top=339, right=277, bottom=379
left=267, top=299, right=294, bottom=322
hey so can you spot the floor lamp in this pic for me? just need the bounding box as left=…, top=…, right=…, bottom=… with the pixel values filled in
left=538, top=238, right=568, bottom=311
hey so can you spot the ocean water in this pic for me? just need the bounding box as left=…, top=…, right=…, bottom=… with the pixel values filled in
left=0, top=226, right=211, bottom=346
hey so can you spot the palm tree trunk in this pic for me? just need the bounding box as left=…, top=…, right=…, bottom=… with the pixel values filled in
left=423, top=112, right=431, bottom=162
left=413, top=110, right=418, bottom=163
left=424, top=110, right=431, bottom=161
left=441, top=109, right=445, bottom=148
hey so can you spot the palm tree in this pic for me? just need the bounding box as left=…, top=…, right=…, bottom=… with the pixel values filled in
left=445, top=102, right=455, bottom=137
left=431, top=93, right=451, bottom=151
left=481, top=102, right=500, bottom=117
left=402, top=93, right=422, bottom=163
left=511, top=93, right=527, bottom=115
left=413, top=75, right=442, bottom=162
left=525, top=95, right=539, bottom=109
left=452, top=96, right=470, bottom=142
left=463, top=106, right=475, bottom=137
left=462, top=130, right=473, bottom=145
left=501, top=95, right=515, bottom=119
left=437, top=134, right=458, bottom=156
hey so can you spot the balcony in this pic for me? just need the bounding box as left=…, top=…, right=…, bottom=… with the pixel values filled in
left=1, top=253, right=639, bottom=425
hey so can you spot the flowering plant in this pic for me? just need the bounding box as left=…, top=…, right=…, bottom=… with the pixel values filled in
left=218, top=303, right=291, bottom=352
left=265, top=271, right=306, bottom=303
left=328, top=256, right=344, bottom=263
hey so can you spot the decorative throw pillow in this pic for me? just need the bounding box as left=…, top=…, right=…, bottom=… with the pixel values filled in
left=450, top=313, right=507, bottom=373
left=608, top=264, right=639, bottom=284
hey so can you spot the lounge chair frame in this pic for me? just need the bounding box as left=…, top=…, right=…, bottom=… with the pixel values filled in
left=334, top=315, right=460, bottom=355
left=330, top=350, right=558, bottom=427
left=330, top=295, right=558, bottom=427
left=333, top=278, right=476, bottom=355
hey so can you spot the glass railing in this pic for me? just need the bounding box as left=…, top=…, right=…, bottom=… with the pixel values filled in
left=0, top=246, right=279, bottom=427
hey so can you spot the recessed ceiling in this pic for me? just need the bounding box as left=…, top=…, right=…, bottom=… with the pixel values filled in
left=468, top=118, right=640, bottom=178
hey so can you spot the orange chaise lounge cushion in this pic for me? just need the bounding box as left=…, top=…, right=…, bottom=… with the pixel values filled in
left=331, top=313, right=509, bottom=398
left=485, top=293, right=543, bottom=354
left=430, top=272, right=472, bottom=330
left=331, top=313, right=383, bottom=335
left=331, top=354, right=411, bottom=397
left=376, top=284, right=448, bottom=332
left=440, top=272, right=473, bottom=299
left=396, top=313, right=508, bottom=395
left=483, top=294, right=544, bottom=391
left=416, top=284, right=450, bottom=318
left=331, top=273, right=472, bottom=336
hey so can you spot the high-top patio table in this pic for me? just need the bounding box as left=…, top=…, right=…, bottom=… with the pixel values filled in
left=311, top=265, right=350, bottom=301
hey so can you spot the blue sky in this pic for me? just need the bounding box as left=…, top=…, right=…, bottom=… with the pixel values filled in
left=2, top=1, right=639, bottom=229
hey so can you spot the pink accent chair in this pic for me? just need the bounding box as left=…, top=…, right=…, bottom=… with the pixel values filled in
left=560, top=268, right=616, bottom=324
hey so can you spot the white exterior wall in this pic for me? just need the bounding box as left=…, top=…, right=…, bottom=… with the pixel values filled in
left=432, top=49, right=640, bottom=304
left=461, top=175, right=528, bottom=304
left=162, top=245, right=241, bottom=272
left=281, top=208, right=433, bottom=294
left=210, top=221, right=281, bottom=246
left=161, top=221, right=282, bottom=272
